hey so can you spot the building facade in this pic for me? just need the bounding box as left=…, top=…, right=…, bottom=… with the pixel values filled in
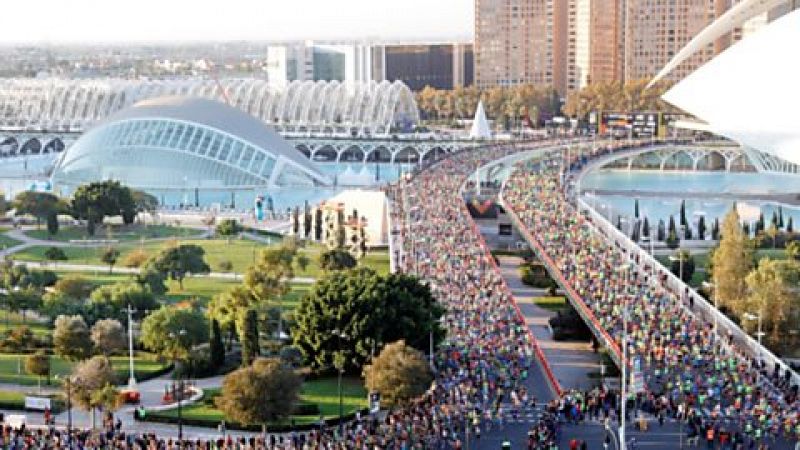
left=474, top=0, right=567, bottom=92
left=381, top=43, right=473, bottom=91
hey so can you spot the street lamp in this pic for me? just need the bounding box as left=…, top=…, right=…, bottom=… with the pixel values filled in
left=616, top=262, right=634, bottom=450
left=169, top=329, right=188, bottom=446
left=743, top=312, right=765, bottom=346
left=55, top=374, right=73, bottom=435
left=127, top=304, right=137, bottom=389
left=332, top=329, right=347, bottom=440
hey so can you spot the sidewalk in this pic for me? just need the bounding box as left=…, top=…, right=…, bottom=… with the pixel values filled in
left=495, top=255, right=602, bottom=391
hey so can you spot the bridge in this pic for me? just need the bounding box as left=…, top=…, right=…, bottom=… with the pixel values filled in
left=591, top=140, right=799, bottom=174
left=388, top=138, right=800, bottom=447
left=0, top=131, right=482, bottom=174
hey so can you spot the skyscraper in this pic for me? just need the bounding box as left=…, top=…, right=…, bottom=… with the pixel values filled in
left=474, top=0, right=567, bottom=93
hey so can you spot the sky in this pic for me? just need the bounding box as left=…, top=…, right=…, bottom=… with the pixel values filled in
left=0, top=0, right=474, bottom=44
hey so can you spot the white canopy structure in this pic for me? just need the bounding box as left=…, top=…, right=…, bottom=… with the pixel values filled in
left=663, top=9, right=800, bottom=165
left=469, top=101, right=492, bottom=139
left=0, top=78, right=419, bottom=137
left=648, top=0, right=792, bottom=87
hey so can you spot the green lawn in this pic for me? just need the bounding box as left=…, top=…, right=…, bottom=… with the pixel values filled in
left=153, top=377, right=367, bottom=426
left=0, top=353, right=169, bottom=386
left=0, top=233, right=22, bottom=250
left=41, top=269, right=310, bottom=310
left=295, top=245, right=389, bottom=279
left=25, top=224, right=202, bottom=243
left=0, top=314, right=51, bottom=337
left=657, top=248, right=789, bottom=288
left=533, top=296, right=567, bottom=312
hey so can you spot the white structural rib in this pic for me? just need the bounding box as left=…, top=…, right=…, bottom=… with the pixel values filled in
left=648, top=0, right=790, bottom=87
left=662, top=9, right=800, bottom=165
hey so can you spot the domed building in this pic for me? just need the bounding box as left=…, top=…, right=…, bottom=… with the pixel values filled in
left=51, top=96, right=331, bottom=193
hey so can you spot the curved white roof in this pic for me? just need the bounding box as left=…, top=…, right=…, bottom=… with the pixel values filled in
left=52, top=96, right=331, bottom=189
left=0, top=78, right=419, bottom=136
left=663, top=9, right=800, bottom=165
left=105, top=96, right=319, bottom=175
left=649, top=0, right=790, bottom=87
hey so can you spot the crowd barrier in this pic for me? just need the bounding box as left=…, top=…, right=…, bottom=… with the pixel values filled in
left=576, top=196, right=800, bottom=386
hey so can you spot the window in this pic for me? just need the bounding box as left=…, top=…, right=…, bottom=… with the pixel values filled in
left=239, top=146, right=255, bottom=170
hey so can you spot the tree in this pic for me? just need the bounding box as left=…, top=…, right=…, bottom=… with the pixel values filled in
left=52, top=275, right=94, bottom=299
left=319, top=248, right=357, bottom=272
left=787, top=241, right=800, bottom=260
left=634, top=199, right=639, bottom=219
left=292, top=207, right=300, bottom=235
left=679, top=200, right=687, bottom=227
left=292, top=268, right=443, bottom=373
left=101, top=247, right=120, bottom=274
left=145, top=244, right=210, bottom=289
left=241, top=309, right=260, bottom=366
left=303, top=202, right=312, bottom=239
left=210, top=319, right=225, bottom=367
left=12, top=191, right=63, bottom=229
left=216, top=219, right=242, bottom=243
left=697, top=216, right=706, bottom=240
left=314, top=208, right=323, bottom=241
left=778, top=207, right=785, bottom=228
left=712, top=218, right=720, bottom=240
left=66, top=356, right=119, bottom=429
left=712, top=208, right=754, bottom=310
left=70, top=180, right=136, bottom=235
left=755, top=213, right=765, bottom=234
left=657, top=219, right=666, bottom=241
left=140, top=306, right=209, bottom=360
left=788, top=216, right=794, bottom=234
left=215, top=357, right=301, bottom=426
left=642, top=217, right=650, bottom=238
left=131, top=189, right=159, bottom=218
left=25, top=351, right=50, bottom=390
left=89, top=282, right=158, bottom=320
left=53, top=315, right=93, bottom=361
left=122, top=249, right=149, bottom=268
left=766, top=222, right=779, bottom=248
left=44, top=247, right=67, bottom=262
left=217, top=260, right=234, bottom=273
left=665, top=229, right=680, bottom=249
left=743, top=258, right=798, bottom=344
left=46, top=213, right=59, bottom=236
left=135, top=269, right=167, bottom=296
left=207, top=285, right=258, bottom=339
left=91, top=319, right=126, bottom=356
left=364, top=340, right=432, bottom=407
left=243, top=245, right=300, bottom=335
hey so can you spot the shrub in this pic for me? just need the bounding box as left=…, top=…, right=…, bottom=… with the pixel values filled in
left=44, top=247, right=67, bottom=262
left=122, top=249, right=149, bottom=268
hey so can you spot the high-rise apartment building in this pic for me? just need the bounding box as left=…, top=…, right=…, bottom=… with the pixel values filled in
left=623, top=0, right=718, bottom=82
left=474, top=0, right=567, bottom=93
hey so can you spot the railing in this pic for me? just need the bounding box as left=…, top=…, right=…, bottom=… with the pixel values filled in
left=463, top=200, right=563, bottom=397
left=500, top=194, right=623, bottom=368
left=577, top=196, right=800, bottom=386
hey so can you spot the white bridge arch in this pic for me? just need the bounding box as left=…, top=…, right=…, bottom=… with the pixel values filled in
left=0, top=78, right=420, bottom=137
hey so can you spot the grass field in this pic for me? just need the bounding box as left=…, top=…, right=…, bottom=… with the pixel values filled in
left=44, top=269, right=309, bottom=308
left=656, top=248, right=789, bottom=288
left=16, top=240, right=390, bottom=280
left=0, top=314, right=51, bottom=337
left=533, top=296, right=567, bottom=312
left=0, top=233, right=22, bottom=250
left=25, top=224, right=202, bottom=243
left=153, top=377, right=367, bottom=426
left=0, top=353, right=169, bottom=386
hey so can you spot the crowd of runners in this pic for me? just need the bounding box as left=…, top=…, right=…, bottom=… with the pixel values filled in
left=502, top=148, right=800, bottom=447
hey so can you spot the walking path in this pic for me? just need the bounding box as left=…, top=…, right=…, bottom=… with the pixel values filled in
left=494, top=255, right=602, bottom=391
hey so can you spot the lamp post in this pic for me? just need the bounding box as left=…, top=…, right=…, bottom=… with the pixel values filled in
left=616, top=262, right=634, bottom=450
left=743, top=312, right=764, bottom=346
left=332, top=329, right=347, bottom=440
left=169, top=329, right=188, bottom=446
left=56, top=374, right=73, bottom=435
left=127, top=304, right=137, bottom=389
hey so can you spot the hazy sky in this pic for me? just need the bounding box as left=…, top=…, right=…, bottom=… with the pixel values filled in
left=0, top=0, right=474, bottom=44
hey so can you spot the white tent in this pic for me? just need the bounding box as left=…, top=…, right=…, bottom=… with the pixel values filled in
left=469, top=101, right=492, bottom=139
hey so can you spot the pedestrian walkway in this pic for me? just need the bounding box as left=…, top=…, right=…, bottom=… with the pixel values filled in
left=494, top=255, right=602, bottom=392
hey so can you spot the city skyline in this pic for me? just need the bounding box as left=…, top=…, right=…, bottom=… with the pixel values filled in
left=0, top=0, right=474, bottom=44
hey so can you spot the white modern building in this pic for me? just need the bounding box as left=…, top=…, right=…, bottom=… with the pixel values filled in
left=662, top=8, right=800, bottom=165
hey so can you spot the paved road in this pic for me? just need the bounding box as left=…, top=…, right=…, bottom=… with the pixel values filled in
left=495, top=255, right=603, bottom=392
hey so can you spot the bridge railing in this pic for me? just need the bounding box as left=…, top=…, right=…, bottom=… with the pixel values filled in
left=576, top=196, right=800, bottom=386
left=499, top=192, right=623, bottom=368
